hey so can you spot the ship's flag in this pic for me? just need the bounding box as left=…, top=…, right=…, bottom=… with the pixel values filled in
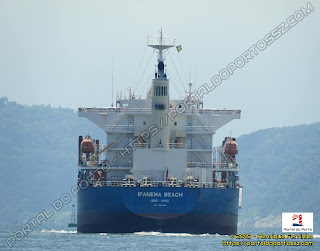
left=176, top=45, right=182, bottom=52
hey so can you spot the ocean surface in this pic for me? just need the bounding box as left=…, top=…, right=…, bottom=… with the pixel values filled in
left=0, top=224, right=318, bottom=250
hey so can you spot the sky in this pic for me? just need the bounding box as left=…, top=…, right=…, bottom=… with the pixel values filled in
left=1, top=0, right=319, bottom=143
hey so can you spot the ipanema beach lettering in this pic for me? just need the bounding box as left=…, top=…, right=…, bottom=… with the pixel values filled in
left=138, top=192, right=183, bottom=198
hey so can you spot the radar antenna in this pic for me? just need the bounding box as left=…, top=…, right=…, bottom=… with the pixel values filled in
left=147, top=28, right=175, bottom=63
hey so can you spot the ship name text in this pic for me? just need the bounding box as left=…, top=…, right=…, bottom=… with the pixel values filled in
left=138, top=192, right=183, bottom=198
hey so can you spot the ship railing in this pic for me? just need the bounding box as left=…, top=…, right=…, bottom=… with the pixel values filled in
left=147, top=35, right=175, bottom=47
left=200, top=109, right=240, bottom=115
left=105, top=125, right=134, bottom=131
left=120, top=108, right=151, bottom=114
left=107, top=143, right=216, bottom=151
left=186, top=126, right=215, bottom=133
left=212, top=162, right=240, bottom=169
left=91, top=180, right=230, bottom=189
left=81, top=107, right=240, bottom=116
left=168, top=143, right=186, bottom=149
left=80, top=160, right=99, bottom=167
left=133, top=143, right=186, bottom=149
left=187, top=162, right=207, bottom=168
left=80, top=107, right=151, bottom=114
left=186, top=144, right=211, bottom=150
left=134, top=143, right=150, bottom=148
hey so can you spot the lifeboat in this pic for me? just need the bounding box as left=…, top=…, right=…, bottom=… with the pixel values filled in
left=225, top=138, right=238, bottom=156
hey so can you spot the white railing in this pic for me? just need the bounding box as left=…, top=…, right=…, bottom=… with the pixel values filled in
left=187, top=144, right=211, bottom=150
left=81, top=161, right=99, bottom=167
left=187, top=162, right=206, bottom=168
left=134, top=143, right=150, bottom=148
left=90, top=180, right=234, bottom=189
left=80, top=107, right=240, bottom=116
left=147, top=35, right=175, bottom=47
left=187, top=126, right=215, bottom=133
left=212, top=162, right=240, bottom=169
left=132, top=143, right=186, bottom=149
left=168, top=143, right=186, bottom=148
left=105, top=125, right=134, bottom=131
left=201, top=109, right=240, bottom=115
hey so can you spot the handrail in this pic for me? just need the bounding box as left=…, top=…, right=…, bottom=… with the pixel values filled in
left=168, top=143, right=186, bottom=148
left=81, top=107, right=240, bottom=115
left=134, top=143, right=150, bottom=148
left=104, top=125, right=216, bottom=133
left=212, top=163, right=240, bottom=169
left=187, top=162, right=206, bottom=167
left=90, top=180, right=235, bottom=189
left=105, top=125, right=134, bottom=131
left=187, top=126, right=215, bottom=132
left=133, top=143, right=186, bottom=149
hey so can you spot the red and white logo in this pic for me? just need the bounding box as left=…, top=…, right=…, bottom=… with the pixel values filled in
left=292, top=214, right=303, bottom=226
left=282, top=212, right=313, bottom=232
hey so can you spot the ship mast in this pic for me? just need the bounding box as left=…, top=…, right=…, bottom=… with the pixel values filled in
left=159, top=28, right=164, bottom=62
left=147, top=29, right=175, bottom=70
left=147, top=30, right=175, bottom=148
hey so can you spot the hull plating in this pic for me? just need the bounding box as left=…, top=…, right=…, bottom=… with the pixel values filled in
left=77, top=186, right=239, bottom=234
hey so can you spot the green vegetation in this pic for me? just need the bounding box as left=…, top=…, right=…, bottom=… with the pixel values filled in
left=0, top=97, right=319, bottom=227
left=237, top=123, right=320, bottom=226
left=0, top=97, right=104, bottom=224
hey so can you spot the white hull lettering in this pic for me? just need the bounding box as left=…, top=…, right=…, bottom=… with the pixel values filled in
left=137, top=192, right=184, bottom=198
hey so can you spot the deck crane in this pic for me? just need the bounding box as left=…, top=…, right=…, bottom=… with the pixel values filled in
left=90, top=141, right=116, bottom=161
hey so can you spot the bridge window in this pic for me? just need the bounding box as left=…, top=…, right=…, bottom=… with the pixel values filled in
left=155, top=104, right=165, bottom=110
left=154, top=86, right=167, bottom=96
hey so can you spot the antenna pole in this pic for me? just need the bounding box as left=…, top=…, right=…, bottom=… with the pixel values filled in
left=159, top=28, right=163, bottom=62
left=111, top=58, right=114, bottom=107
left=194, top=65, right=196, bottom=90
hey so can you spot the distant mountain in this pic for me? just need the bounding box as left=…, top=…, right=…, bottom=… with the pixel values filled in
left=0, top=97, right=319, bottom=228
left=0, top=97, right=104, bottom=224
left=237, top=122, right=320, bottom=228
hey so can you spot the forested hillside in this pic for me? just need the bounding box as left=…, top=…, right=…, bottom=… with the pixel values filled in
left=0, top=97, right=319, bottom=227
left=237, top=122, right=320, bottom=227
left=0, top=97, right=104, bottom=224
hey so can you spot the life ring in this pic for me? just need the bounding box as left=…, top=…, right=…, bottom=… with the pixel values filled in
left=78, top=108, right=83, bottom=112
left=237, top=110, right=241, bottom=114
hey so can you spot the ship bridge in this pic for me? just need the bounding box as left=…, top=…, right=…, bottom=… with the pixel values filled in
left=78, top=31, right=241, bottom=188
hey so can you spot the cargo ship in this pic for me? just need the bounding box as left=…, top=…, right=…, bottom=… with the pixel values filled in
left=77, top=31, right=241, bottom=234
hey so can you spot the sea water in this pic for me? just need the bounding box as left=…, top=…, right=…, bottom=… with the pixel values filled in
left=0, top=224, right=319, bottom=250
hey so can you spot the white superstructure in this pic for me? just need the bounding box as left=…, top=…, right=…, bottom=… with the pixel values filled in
left=78, top=31, right=241, bottom=188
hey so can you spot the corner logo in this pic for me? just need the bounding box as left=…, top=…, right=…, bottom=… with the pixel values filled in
left=292, top=214, right=303, bottom=226
left=282, top=212, right=313, bottom=232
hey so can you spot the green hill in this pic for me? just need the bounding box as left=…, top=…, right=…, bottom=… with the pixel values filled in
left=237, top=123, right=320, bottom=227
left=0, top=97, right=319, bottom=228
left=0, top=97, right=104, bottom=224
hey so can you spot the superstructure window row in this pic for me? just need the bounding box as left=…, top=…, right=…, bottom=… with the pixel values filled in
left=154, top=86, right=167, bottom=96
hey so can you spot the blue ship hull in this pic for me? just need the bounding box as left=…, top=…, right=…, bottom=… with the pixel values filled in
left=77, top=186, right=239, bottom=234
